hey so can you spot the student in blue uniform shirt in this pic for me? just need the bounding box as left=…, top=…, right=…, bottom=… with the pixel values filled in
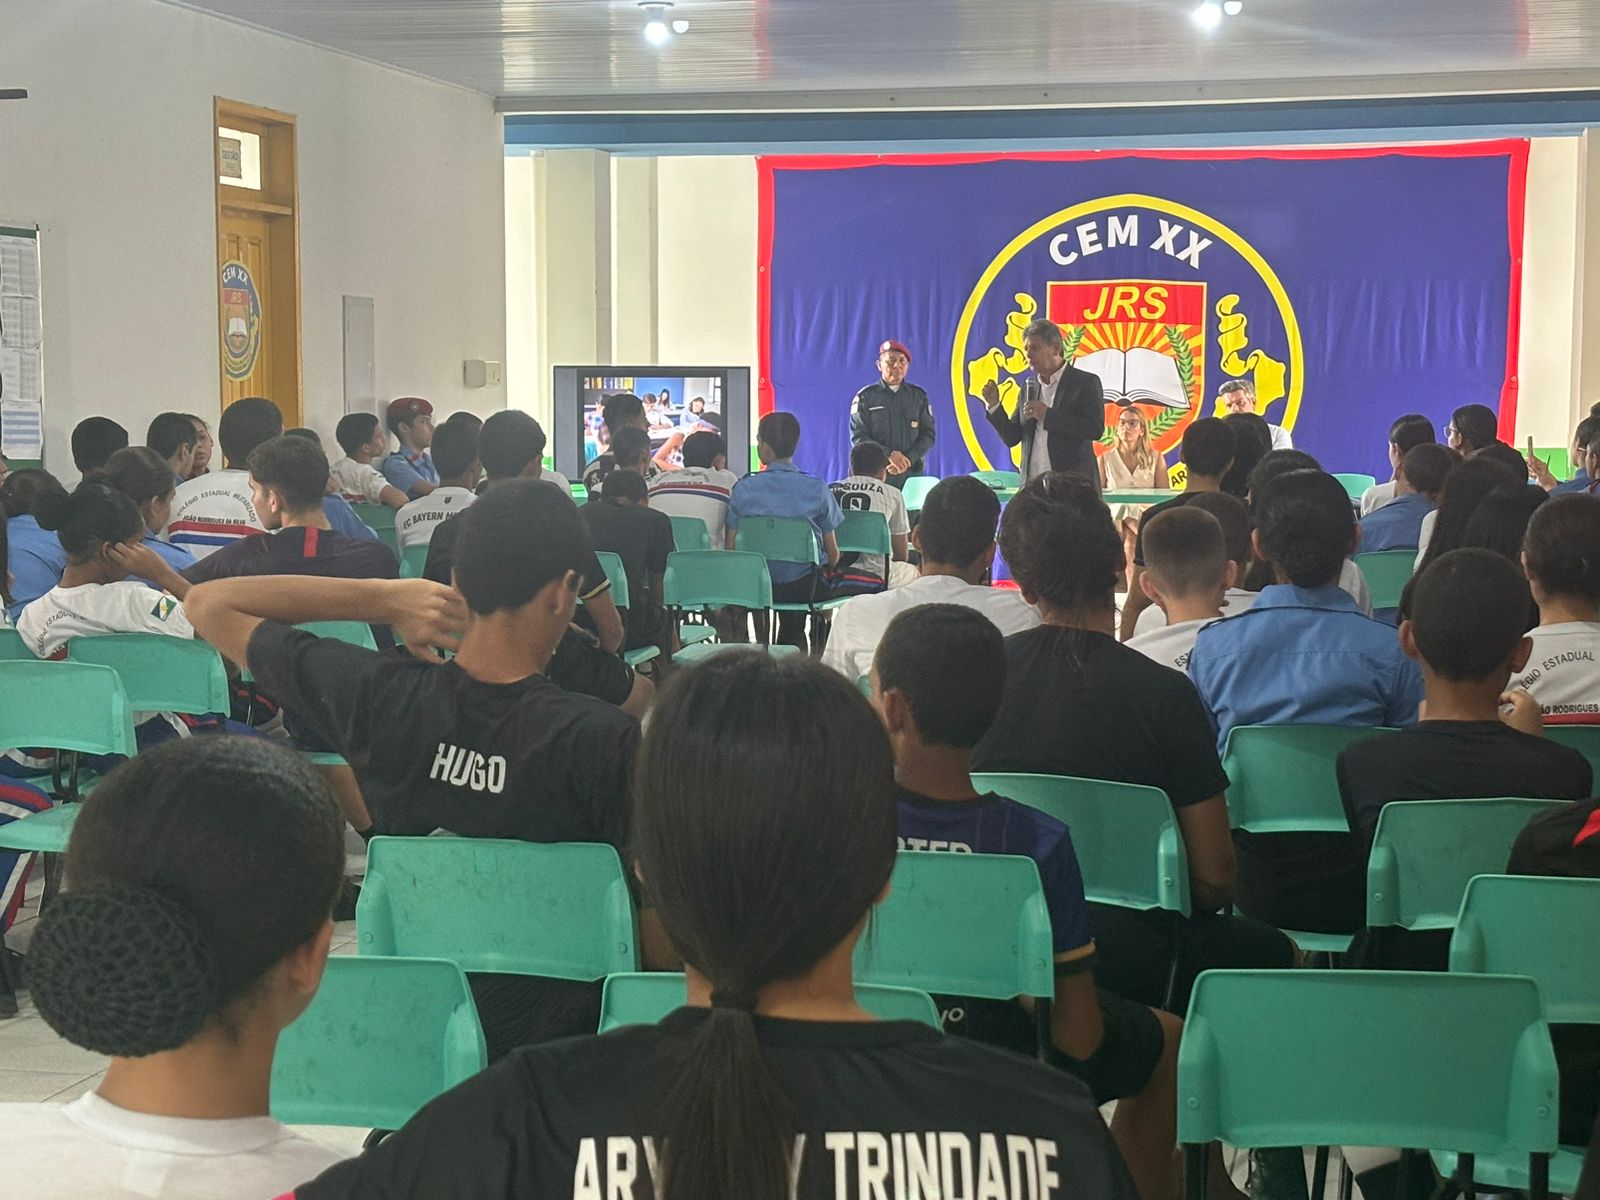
left=1188, top=467, right=1423, bottom=936
left=1, top=468, right=69, bottom=621
left=381, top=396, right=439, bottom=498
left=725, top=411, right=844, bottom=650
left=1357, top=442, right=1451, bottom=553
left=281, top=427, right=379, bottom=544
left=94, top=446, right=198, bottom=576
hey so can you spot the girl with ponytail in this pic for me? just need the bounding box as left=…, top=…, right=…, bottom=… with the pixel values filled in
left=1, top=466, right=69, bottom=619
left=294, top=653, right=1135, bottom=1200
left=2, top=735, right=347, bottom=1197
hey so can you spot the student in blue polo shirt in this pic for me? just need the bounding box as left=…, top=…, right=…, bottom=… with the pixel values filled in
left=1188, top=467, right=1423, bottom=936
left=1358, top=442, right=1451, bottom=553
left=1, top=468, right=69, bottom=621
left=725, top=411, right=843, bottom=649
left=381, top=396, right=439, bottom=499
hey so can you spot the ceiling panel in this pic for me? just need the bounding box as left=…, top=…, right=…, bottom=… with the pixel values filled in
left=165, top=0, right=1600, bottom=110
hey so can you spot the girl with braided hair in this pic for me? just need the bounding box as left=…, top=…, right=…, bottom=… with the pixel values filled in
left=1, top=735, right=347, bottom=1197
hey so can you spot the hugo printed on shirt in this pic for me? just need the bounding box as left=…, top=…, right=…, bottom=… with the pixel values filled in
left=429, top=742, right=508, bottom=794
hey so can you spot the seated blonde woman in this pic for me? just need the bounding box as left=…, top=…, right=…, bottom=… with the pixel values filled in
left=1098, top=406, right=1171, bottom=589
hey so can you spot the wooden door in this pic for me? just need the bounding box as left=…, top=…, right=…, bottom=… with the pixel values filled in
left=219, top=212, right=272, bottom=406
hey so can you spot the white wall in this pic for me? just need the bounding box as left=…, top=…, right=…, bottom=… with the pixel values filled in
left=1516, top=137, right=1582, bottom=451
left=2, top=0, right=507, bottom=475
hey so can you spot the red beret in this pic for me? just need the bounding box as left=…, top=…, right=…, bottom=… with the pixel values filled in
left=386, top=396, right=433, bottom=424
left=878, top=340, right=911, bottom=361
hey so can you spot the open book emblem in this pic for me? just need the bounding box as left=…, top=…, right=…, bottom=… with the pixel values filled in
left=1074, top=347, right=1190, bottom=410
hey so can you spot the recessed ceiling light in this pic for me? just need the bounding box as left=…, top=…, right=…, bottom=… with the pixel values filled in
left=1191, top=2, right=1223, bottom=29
left=638, top=1, right=677, bottom=45
left=1222, top=0, right=1244, bottom=14
left=671, top=18, right=690, bottom=33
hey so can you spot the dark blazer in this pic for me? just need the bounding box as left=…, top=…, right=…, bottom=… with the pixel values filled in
left=983, top=365, right=1105, bottom=486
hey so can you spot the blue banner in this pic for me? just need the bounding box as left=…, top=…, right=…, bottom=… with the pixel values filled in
left=759, top=144, right=1527, bottom=484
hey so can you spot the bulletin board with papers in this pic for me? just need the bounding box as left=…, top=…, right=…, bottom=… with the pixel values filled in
left=0, top=225, right=44, bottom=465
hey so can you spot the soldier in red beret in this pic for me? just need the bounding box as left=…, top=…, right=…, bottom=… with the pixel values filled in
left=849, top=340, right=935, bottom=490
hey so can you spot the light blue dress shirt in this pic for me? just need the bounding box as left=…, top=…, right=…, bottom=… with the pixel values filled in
left=1552, top=470, right=1591, bottom=495
left=381, top=449, right=438, bottom=498
left=1187, top=582, right=1423, bottom=754
left=323, top=495, right=377, bottom=543
left=726, top=461, right=844, bottom=584
left=1357, top=491, right=1434, bottom=553
left=5, top=514, right=67, bottom=621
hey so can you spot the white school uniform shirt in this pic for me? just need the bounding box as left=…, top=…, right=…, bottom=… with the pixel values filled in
left=821, top=573, right=1041, bottom=682
left=1132, top=588, right=1258, bottom=637
left=329, top=456, right=392, bottom=505
left=1127, top=616, right=1213, bottom=672
left=0, top=1092, right=344, bottom=1200
left=395, top=486, right=478, bottom=553
left=1509, top=622, right=1600, bottom=722
left=828, top=474, right=911, bottom=583
left=1360, top=479, right=1397, bottom=517
left=647, top=465, right=739, bottom=547
left=166, top=469, right=263, bottom=560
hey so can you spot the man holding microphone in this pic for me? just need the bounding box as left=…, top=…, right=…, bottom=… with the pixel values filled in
left=850, top=339, right=936, bottom=489
left=978, top=318, right=1106, bottom=489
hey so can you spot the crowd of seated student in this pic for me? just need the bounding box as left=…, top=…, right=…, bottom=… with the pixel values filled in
left=393, top=420, right=480, bottom=556
left=1513, top=494, right=1600, bottom=720
left=1359, top=413, right=1437, bottom=514
left=828, top=440, right=917, bottom=591
left=1357, top=441, right=1451, bottom=553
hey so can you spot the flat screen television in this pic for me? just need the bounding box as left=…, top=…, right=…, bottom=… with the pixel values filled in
left=551, top=366, right=752, bottom=482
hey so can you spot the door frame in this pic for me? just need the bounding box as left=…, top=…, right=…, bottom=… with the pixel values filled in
left=214, top=96, right=302, bottom=426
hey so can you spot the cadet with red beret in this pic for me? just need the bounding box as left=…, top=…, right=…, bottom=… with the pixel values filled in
left=849, top=339, right=936, bottom=490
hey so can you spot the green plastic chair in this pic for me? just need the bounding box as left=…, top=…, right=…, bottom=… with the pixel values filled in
left=591, top=551, right=660, bottom=669
left=1544, top=726, right=1600, bottom=784
left=0, top=628, right=29, bottom=660
left=1366, top=798, right=1565, bottom=931
left=972, top=772, right=1191, bottom=917
left=352, top=502, right=399, bottom=554
left=399, top=542, right=429, bottom=579
left=1178, top=970, right=1558, bottom=1200
left=854, top=851, right=1054, bottom=1056
left=663, top=550, right=799, bottom=661
left=1332, top=472, right=1377, bottom=501
left=596, top=972, right=943, bottom=1033
left=735, top=516, right=851, bottom=617
left=901, top=475, right=940, bottom=514
left=1352, top=550, right=1415, bottom=610
left=271, top=955, right=486, bottom=1129
left=1441, top=875, right=1600, bottom=1193
left=67, top=634, right=229, bottom=715
left=668, top=515, right=712, bottom=552
left=856, top=674, right=872, bottom=697
left=357, top=837, right=639, bottom=979
left=1222, top=725, right=1395, bottom=953
left=970, top=469, right=1022, bottom=491
left=0, top=661, right=137, bottom=853
left=835, top=510, right=892, bottom=557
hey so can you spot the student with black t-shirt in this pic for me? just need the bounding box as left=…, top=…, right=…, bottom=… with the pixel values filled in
left=874, top=603, right=1182, bottom=1200
left=970, top=473, right=1294, bottom=1014
left=425, top=409, right=652, bottom=719
left=291, top=652, right=1137, bottom=1200
left=582, top=465, right=674, bottom=655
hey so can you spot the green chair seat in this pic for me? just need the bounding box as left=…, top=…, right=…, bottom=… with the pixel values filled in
left=1366, top=798, right=1565, bottom=931
left=0, top=803, right=80, bottom=853
left=597, top=972, right=942, bottom=1032
left=901, top=475, right=940, bottom=514
left=271, top=955, right=486, bottom=1129
left=667, top=515, right=712, bottom=552
left=1352, top=550, right=1416, bottom=611
left=971, top=772, right=1191, bottom=917
left=1332, top=473, right=1377, bottom=501
left=357, top=837, right=638, bottom=980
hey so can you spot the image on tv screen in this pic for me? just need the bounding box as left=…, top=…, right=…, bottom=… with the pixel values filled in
left=582, top=374, right=725, bottom=469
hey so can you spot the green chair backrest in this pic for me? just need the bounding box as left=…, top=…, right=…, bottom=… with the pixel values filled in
left=1367, top=798, right=1566, bottom=931
left=357, top=837, right=639, bottom=979
left=663, top=550, right=773, bottom=611
left=1178, top=970, right=1558, bottom=1155
left=1222, top=725, right=1392, bottom=833
left=735, top=515, right=820, bottom=566
left=0, top=661, right=137, bottom=758
left=901, top=475, right=940, bottom=513
left=1333, top=472, right=1377, bottom=500
left=971, top=772, right=1191, bottom=917
left=66, top=634, right=230, bottom=715
left=0, top=628, right=30, bottom=661
left=854, top=851, right=1054, bottom=1000
left=351, top=502, right=396, bottom=532
left=400, top=542, right=429, bottom=579
left=1353, top=550, right=1416, bottom=610
left=668, top=515, right=712, bottom=552
left=970, top=469, right=1021, bottom=491
left=271, top=955, right=486, bottom=1128
left=593, top=550, right=630, bottom=608
left=1451, top=874, right=1600, bottom=1024
left=596, top=972, right=943, bottom=1033
left=835, top=510, right=892, bottom=557
left=1543, top=726, right=1600, bottom=784
left=856, top=674, right=872, bottom=697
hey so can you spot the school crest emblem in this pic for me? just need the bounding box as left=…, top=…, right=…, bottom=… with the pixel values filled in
left=220, top=259, right=262, bottom=381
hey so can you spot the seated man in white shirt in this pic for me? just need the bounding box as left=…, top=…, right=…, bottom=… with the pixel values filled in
left=1359, top=414, right=1437, bottom=516
left=822, top=475, right=1039, bottom=682
left=645, top=429, right=738, bottom=547
left=396, top=420, right=481, bottom=554
left=1218, top=378, right=1292, bottom=450
left=1131, top=491, right=1258, bottom=636
left=329, top=412, right=409, bottom=509
left=829, top=440, right=917, bottom=590
left=1126, top=506, right=1233, bottom=671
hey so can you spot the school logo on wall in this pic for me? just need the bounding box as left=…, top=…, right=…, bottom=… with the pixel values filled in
left=220, top=259, right=262, bottom=381
left=952, top=194, right=1304, bottom=479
